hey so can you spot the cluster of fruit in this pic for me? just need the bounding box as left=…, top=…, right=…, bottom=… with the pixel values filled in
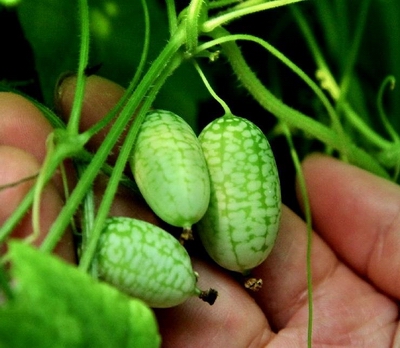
left=95, top=109, right=281, bottom=308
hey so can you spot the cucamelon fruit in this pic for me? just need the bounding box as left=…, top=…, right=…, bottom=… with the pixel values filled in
left=197, top=114, right=281, bottom=275
left=95, top=217, right=217, bottom=308
left=130, top=110, right=210, bottom=241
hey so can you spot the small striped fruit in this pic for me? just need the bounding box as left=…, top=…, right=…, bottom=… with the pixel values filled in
left=130, top=110, right=210, bottom=239
left=95, top=217, right=217, bottom=308
left=197, top=114, right=281, bottom=274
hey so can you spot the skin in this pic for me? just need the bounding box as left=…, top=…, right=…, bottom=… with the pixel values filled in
left=1, top=75, right=400, bottom=347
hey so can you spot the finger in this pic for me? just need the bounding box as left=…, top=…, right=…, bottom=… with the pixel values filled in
left=0, top=146, right=76, bottom=263
left=155, top=258, right=274, bottom=348
left=0, top=92, right=52, bottom=163
left=300, top=154, right=400, bottom=299
left=250, top=205, right=398, bottom=345
left=0, top=91, right=72, bottom=195
left=56, top=74, right=126, bottom=161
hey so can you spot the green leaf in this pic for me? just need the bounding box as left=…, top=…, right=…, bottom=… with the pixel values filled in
left=0, top=241, right=161, bottom=348
left=16, top=0, right=80, bottom=105
left=0, top=0, right=21, bottom=7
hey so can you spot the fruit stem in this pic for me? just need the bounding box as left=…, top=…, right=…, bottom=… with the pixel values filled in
left=179, top=227, right=194, bottom=244
left=192, top=60, right=233, bottom=117
left=243, top=276, right=263, bottom=292
left=198, top=288, right=218, bottom=305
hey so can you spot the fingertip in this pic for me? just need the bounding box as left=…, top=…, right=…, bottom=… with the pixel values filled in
left=55, top=74, right=125, bottom=124
left=0, top=92, right=53, bottom=163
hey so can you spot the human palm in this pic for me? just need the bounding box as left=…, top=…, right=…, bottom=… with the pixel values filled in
left=1, top=76, right=399, bottom=347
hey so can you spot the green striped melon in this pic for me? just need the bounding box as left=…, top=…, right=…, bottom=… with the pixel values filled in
left=197, top=114, right=281, bottom=273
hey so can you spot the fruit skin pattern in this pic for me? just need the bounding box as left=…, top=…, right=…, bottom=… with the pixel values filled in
left=130, top=110, right=210, bottom=230
left=197, top=114, right=281, bottom=273
left=95, top=217, right=200, bottom=308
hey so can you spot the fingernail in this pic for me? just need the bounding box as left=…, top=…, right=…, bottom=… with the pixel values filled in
left=54, top=71, right=75, bottom=113
left=84, top=63, right=103, bottom=76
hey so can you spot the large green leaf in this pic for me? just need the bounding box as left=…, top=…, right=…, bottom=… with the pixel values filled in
left=17, top=0, right=80, bottom=104
left=0, top=242, right=161, bottom=348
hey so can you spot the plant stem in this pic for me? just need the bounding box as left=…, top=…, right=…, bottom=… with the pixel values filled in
left=208, top=0, right=242, bottom=10
left=67, top=0, right=90, bottom=135
left=282, top=122, right=313, bottom=348
left=202, top=0, right=305, bottom=32
left=290, top=5, right=340, bottom=99
left=377, top=76, right=399, bottom=143
left=165, top=0, right=178, bottom=35
left=186, top=0, right=204, bottom=53
left=336, top=0, right=372, bottom=107
left=192, top=60, right=232, bottom=116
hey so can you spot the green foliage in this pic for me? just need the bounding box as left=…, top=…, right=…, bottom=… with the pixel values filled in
left=16, top=0, right=207, bottom=128
left=310, top=0, right=400, bottom=132
left=16, top=0, right=79, bottom=105
left=0, top=0, right=20, bottom=6
left=0, top=242, right=161, bottom=348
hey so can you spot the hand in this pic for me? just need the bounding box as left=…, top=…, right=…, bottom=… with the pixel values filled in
left=1, top=76, right=399, bottom=347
